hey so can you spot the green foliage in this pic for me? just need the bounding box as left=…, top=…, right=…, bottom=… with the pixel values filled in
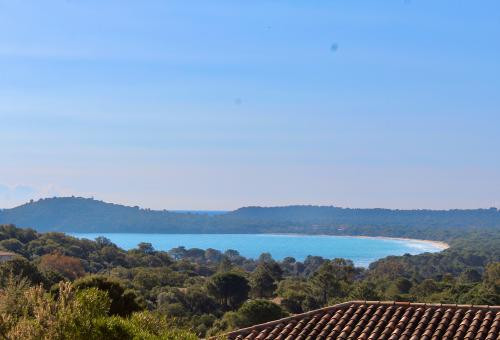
left=73, top=275, right=143, bottom=317
left=0, top=238, right=24, bottom=253
left=93, top=313, right=198, bottom=340
left=0, top=224, right=498, bottom=338
left=2, top=198, right=500, bottom=240
left=0, top=274, right=31, bottom=323
left=93, top=317, right=133, bottom=340
left=369, top=232, right=500, bottom=281
left=207, top=272, right=250, bottom=310
left=384, top=278, right=413, bottom=301
left=276, top=279, right=321, bottom=313
left=484, top=262, right=500, bottom=287
left=280, top=293, right=306, bottom=313
left=348, top=281, right=381, bottom=301
left=312, top=262, right=343, bottom=304
left=136, top=242, right=155, bottom=255
left=128, top=311, right=198, bottom=340
left=210, top=300, right=287, bottom=334
left=0, top=225, right=37, bottom=244
left=235, top=300, right=288, bottom=328
left=0, top=257, right=45, bottom=287
left=76, top=287, right=111, bottom=319
left=459, top=268, right=482, bottom=283
left=0, top=278, right=197, bottom=340
left=250, top=264, right=277, bottom=298
left=157, top=286, right=218, bottom=318
left=0, top=281, right=110, bottom=339
left=395, top=278, right=412, bottom=294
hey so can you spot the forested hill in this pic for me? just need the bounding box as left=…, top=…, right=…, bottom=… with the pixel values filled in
left=0, top=197, right=214, bottom=233
left=230, top=205, right=500, bottom=227
left=1, top=197, right=499, bottom=240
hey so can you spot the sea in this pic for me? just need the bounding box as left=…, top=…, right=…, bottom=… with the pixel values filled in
left=69, top=233, right=444, bottom=267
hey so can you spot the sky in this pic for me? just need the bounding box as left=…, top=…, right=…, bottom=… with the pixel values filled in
left=1, top=0, right=499, bottom=210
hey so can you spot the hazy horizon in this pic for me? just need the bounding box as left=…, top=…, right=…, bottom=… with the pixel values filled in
left=0, top=195, right=498, bottom=212
left=1, top=1, right=499, bottom=210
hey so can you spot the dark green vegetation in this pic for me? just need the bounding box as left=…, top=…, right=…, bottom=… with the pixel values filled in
left=1, top=197, right=500, bottom=241
left=0, top=224, right=499, bottom=339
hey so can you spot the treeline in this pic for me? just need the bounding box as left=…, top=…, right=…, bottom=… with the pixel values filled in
left=0, top=224, right=498, bottom=339
left=1, top=197, right=500, bottom=241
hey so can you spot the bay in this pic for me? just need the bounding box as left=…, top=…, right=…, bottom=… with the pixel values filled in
left=70, top=233, right=445, bottom=267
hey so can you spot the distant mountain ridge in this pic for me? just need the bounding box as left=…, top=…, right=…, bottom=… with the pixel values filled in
left=0, top=197, right=499, bottom=241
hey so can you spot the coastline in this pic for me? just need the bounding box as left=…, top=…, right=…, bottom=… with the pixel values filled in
left=266, top=233, right=450, bottom=250
left=71, top=231, right=450, bottom=251
left=338, top=235, right=450, bottom=250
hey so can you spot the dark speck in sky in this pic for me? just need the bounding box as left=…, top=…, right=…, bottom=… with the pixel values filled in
left=330, top=43, right=339, bottom=52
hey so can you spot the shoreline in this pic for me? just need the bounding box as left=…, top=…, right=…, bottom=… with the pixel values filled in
left=264, top=233, right=450, bottom=250
left=337, top=235, right=449, bottom=250
left=70, top=231, right=450, bottom=251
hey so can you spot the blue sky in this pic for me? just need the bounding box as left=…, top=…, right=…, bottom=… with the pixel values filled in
left=1, top=0, right=499, bottom=210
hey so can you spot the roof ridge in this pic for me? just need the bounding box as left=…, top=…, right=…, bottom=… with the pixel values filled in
left=219, top=300, right=500, bottom=339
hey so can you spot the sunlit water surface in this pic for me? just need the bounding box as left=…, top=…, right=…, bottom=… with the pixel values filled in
left=69, top=233, right=444, bottom=267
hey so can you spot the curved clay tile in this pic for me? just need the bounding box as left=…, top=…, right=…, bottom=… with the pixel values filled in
left=221, top=301, right=500, bottom=340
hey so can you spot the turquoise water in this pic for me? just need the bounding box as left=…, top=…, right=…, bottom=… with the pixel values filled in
left=70, top=233, right=443, bottom=267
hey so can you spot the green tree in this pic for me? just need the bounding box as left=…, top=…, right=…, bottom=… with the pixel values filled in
left=73, top=275, right=143, bottom=317
left=328, top=258, right=356, bottom=282
left=207, top=272, right=250, bottom=310
left=385, top=277, right=413, bottom=301
left=459, top=268, right=482, bottom=283
left=0, top=273, right=31, bottom=324
left=95, top=236, right=114, bottom=248
left=349, top=281, right=380, bottom=301
left=483, top=262, right=500, bottom=287
left=0, top=238, right=24, bottom=253
left=395, top=277, right=413, bottom=294
left=411, top=279, right=440, bottom=299
left=0, top=257, right=45, bottom=286
left=311, top=262, right=342, bottom=304
left=183, top=287, right=219, bottom=315
left=136, top=242, right=155, bottom=255
left=234, top=299, right=288, bottom=328
left=0, top=278, right=197, bottom=340
left=281, top=291, right=307, bottom=313
left=217, top=256, right=233, bottom=273
left=276, top=278, right=316, bottom=313
left=250, top=264, right=277, bottom=298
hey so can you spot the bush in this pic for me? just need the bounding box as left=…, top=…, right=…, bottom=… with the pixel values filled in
left=0, top=238, right=24, bottom=253
left=232, top=299, right=288, bottom=328
left=0, top=278, right=197, bottom=340
left=0, top=257, right=45, bottom=286
left=281, top=293, right=305, bottom=313
left=207, top=272, right=250, bottom=310
left=73, top=275, right=143, bottom=316
left=39, top=253, right=85, bottom=281
left=93, top=317, right=133, bottom=340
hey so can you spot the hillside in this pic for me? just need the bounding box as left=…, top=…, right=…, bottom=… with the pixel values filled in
left=231, top=205, right=500, bottom=227
left=0, top=197, right=216, bottom=233
left=1, top=197, right=500, bottom=240
left=0, top=223, right=499, bottom=338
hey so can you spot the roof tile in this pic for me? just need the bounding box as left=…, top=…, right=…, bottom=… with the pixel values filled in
left=224, top=301, right=500, bottom=340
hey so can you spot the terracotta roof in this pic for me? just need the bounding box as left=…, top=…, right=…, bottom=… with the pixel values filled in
left=224, top=301, right=500, bottom=340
